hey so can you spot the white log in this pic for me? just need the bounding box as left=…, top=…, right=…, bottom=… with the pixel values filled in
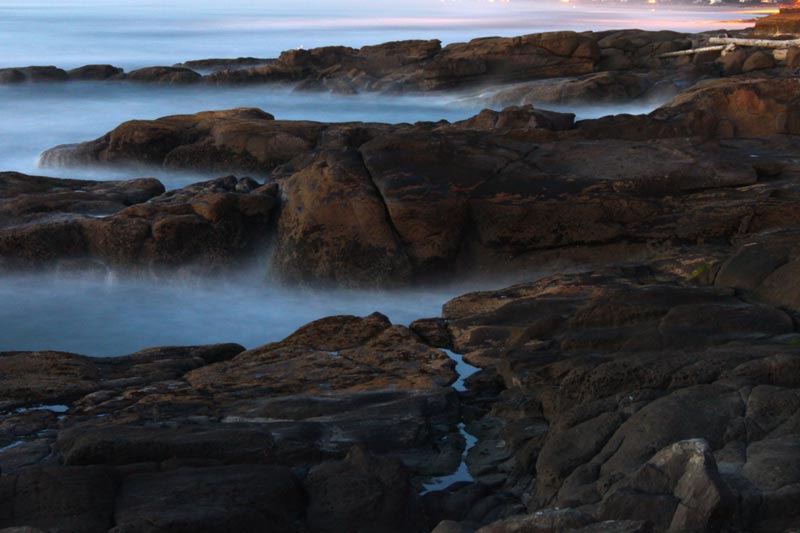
left=708, top=36, right=800, bottom=48
left=658, top=45, right=727, bottom=58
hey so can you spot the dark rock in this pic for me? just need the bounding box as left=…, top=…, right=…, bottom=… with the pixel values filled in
left=0, top=66, right=68, bottom=84
left=305, top=444, right=427, bottom=533
left=0, top=172, right=277, bottom=272
left=410, top=318, right=453, bottom=349
left=785, top=46, right=800, bottom=69
left=0, top=466, right=118, bottom=532
left=67, top=64, right=124, bottom=81
left=441, top=268, right=800, bottom=531
left=742, top=50, right=775, bottom=73
left=111, top=465, right=304, bottom=533
left=452, top=105, right=574, bottom=132
left=124, top=66, right=201, bottom=84
left=475, top=508, right=594, bottom=532
left=208, top=31, right=598, bottom=92
left=174, top=57, right=275, bottom=72
left=598, top=439, right=734, bottom=531
left=716, top=49, right=747, bottom=76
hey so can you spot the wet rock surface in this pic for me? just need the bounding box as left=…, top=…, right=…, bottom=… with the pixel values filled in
left=4, top=25, right=800, bottom=533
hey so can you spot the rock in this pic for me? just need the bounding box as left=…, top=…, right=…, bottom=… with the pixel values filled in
left=0, top=66, right=68, bottom=84
left=440, top=268, right=800, bottom=531
left=475, top=508, right=594, bottom=532
left=754, top=7, right=800, bottom=37
left=593, top=29, right=692, bottom=70
left=742, top=50, right=775, bottom=73
left=716, top=49, right=747, bottom=76
left=0, top=171, right=164, bottom=226
left=0, top=309, right=471, bottom=530
left=785, top=46, right=800, bottom=69
left=0, top=173, right=277, bottom=271
left=0, top=466, right=118, bottom=532
left=34, top=99, right=800, bottom=283
left=577, top=77, right=800, bottom=140
left=67, top=64, right=124, bottom=80
left=0, top=343, right=243, bottom=408
left=715, top=228, right=800, bottom=312
left=174, top=57, right=275, bottom=72
left=486, top=71, right=671, bottom=107
left=111, top=465, right=304, bottom=532
left=598, top=439, right=734, bottom=532
left=270, top=150, right=412, bottom=285
left=452, top=106, right=574, bottom=132
left=649, top=77, right=800, bottom=139
left=432, top=520, right=476, bottom=533
left=305, top=444, right=427, bottom=533
left=209, top=31, right=598, bottom=92
left=124, top=66, right=201, bottom=84
left=569, top=522, right=651, bottom=533
left=410, top=318, right=453, bottom=349
left=185, top=313, right=457, bottom=394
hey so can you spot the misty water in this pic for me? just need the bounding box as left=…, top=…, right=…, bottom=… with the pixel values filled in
left=0, top=0, right=769, bottom=356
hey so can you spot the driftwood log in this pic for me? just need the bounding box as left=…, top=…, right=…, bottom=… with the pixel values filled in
left=659, top=37, right=800, bottom=59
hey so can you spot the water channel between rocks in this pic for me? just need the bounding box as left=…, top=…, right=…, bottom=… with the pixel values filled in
left=421, top=349, right=482, bottom=494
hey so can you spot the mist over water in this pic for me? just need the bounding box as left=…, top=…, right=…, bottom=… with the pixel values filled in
left=0, top=271, right=506, bottom=357
left=0, top=0, right=759, bottom=69
left=0, top=0, right=767, bottom=355
left=1, top=82, right=484, bottom=187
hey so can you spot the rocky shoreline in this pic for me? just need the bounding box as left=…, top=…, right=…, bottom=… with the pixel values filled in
left=3, top=27, right=800, bottom=533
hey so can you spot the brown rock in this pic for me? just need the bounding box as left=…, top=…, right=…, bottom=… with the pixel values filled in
left=742, top=50, right=775, bottom=73
left=124, top=66, right=201, bottom=84
left=452, top=106, right=574, bottom=132
left=67, top=64, right=124, bottom=81
left=0, top=66, right=68, bottom=84
left=785, top=46, right=800, bottom=69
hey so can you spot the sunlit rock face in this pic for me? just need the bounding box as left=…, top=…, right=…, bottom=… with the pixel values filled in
left=754, top=7, right=800, bottom=36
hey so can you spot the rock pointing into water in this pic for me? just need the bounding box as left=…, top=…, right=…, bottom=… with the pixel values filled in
left=0, top=172, right=276, bottom=273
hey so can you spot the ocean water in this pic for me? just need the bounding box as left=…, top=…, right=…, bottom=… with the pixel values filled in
left=0, top=0, right=769, bottom=355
